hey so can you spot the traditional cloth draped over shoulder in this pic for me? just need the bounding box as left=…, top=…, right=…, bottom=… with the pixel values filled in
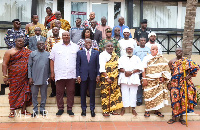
left=8, top=48, right=32, bottom=110
left=28, top=23, right=47, bottom=37
left=144, top=54, right=171, bottom=111
left=100, top=52, right=123, bottom=113
left=170, top=57, right=200, bottom=117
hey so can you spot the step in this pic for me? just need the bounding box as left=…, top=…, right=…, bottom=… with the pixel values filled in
left=0, top=95, right=102, bottom=104
left=0, top=112, right=199, bottom=122
left=4, top=87, right=101, bottom=96
left=0, top=103, right=173, bottom=115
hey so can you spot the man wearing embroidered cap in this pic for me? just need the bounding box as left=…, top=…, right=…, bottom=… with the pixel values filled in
left=134, top=19, right=151, bottom=45
left=118, top=28, right=137, bottom=56
left=145, top=32, right=162, bottom=55
left=118, top=45, right=143, bottom=116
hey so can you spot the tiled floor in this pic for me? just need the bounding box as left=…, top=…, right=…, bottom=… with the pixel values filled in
left=0, top=121, right=200, bottom=130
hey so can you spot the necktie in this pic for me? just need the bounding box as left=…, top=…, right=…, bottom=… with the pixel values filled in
left=87, top=50, right=90, bottom=62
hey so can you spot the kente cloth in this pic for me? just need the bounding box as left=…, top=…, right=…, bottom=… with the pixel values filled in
left=46, top=14, right=56, bottom=24
left=144, top=55, right=171, bottom=111
left=52, top=19, right=71, bottom=31
left=8, top=48, right=32, bottom=110
left=99, top=52, right=123, bottom=113
left=28, top=23, right=47, bottom=37
left=170, top=57, right=199, bottom=117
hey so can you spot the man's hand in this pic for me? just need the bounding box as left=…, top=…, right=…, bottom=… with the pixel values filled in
left=77, top=77, right=81, bottom=84
left=107, top=78, right=112, bottom=84
left=132, top=69, right=140, bottom=74
left=125, top=71, right=132, bottom=77
left=51, top=73, right=55, bottom=81
left=142, top=79, right=148, bottom=87
left=96, top=76, right=100, bottom=83
left=3, top=77, right=9, bottom=85
left=29, top=78, right=34, bottom=85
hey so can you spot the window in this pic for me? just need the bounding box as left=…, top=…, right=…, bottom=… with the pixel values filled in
left=143, top=1, right=178, bottom=28
left=0, top=0, right=32, bottom=22
left=114, top=2, right=121, bottom=26
left=92, top=3, right=108, bottom=24
left=71, top=2, right=87, bottom=27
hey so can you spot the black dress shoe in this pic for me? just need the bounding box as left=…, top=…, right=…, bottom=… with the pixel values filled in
left=91, top=110, right=95, bottom=117
left=49, top=92, right=56, bottom=97
left=31, top=111, right=38, bottom=117
left=81, top=110, right=86, bottom=116
left=67, top=110, right=74, bottom=116
left=136, top=102, right=142, bottom=106
left=56, top=109, right=64, bottom=116
left=64, top=92, right=67, bottom=97
left=40, top=111, right=47, bottom=116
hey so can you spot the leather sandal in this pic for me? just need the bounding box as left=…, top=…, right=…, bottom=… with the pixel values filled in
left=132, top=109, right=137, bottom=116
left=9, top=111, right=15, bottom=118
left=179, top=119, right=186, bottom=125
left=167, top=119, right=176, bottom=124
left=154, top=111, right=164, bottom=117
left=144, top=111, right=150, bottom=117
left=103, top=112, right=110, bottom=117
left=110, top=111, right=120, bottom=115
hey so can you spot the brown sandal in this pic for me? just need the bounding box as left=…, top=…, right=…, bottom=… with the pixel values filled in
left=9, top=111, right=15, bottom=118
left=132, top=109, right=137, bottom=116
left=154, top=111, right=164, bottom=117
left=103, top=112, right=110, bottom=117
left=144, top=111, right=150, bottom=117
left=110, top=111, right=120, bottom=115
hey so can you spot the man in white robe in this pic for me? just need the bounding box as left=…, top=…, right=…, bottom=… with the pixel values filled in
left=118, top=45, right=143, bottom=116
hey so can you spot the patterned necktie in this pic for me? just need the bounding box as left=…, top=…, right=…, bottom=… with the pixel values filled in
left=87, top=50, right=90, bottom=62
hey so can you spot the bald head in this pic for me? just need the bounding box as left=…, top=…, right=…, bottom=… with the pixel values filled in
left=89, top=12, right=95, bottom=20
left=55, top=20, right=61, bottom=28
left=55, top=11, right=62, bottom=20
left=118, top=16, right=125, bottom=26
left=151, top=45, right=158, bottom=56
left=62, top=31, right=70, bottom=44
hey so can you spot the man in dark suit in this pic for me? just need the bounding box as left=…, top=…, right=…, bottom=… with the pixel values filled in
left=90, top=20, right=102, bottom=45
left=76, top=38, right=100, bottom=117
left=29, top=27, right=46, bottom=51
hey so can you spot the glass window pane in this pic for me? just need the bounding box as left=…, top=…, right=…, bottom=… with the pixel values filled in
left=133, top=0, right=140, bottom=27
left=92, top=3, right=108, bottom=24
left=0, top=0, right=32, bottom=22
left=114, top=2, right=121, bottom=26
left=71, top=2, right=87, bottom=27
left=143, top=1, right=178, bottom=28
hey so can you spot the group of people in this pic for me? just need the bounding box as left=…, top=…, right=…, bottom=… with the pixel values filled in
left=2, top=7, right=200, bottom=125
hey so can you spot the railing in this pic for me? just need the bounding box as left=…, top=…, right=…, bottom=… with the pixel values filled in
left=156, top=33, right=200, bottom=54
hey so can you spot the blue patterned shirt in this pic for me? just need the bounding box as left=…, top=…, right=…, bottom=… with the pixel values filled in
left=4, top=28, right=29, bottom=48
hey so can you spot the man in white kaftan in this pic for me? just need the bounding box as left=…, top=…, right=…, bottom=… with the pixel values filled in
left=118, top=45, right=143, bottom=116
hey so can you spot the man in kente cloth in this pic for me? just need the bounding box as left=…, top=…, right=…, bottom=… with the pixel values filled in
left=142, top=45, right=171, bottom=117
left=167, top=48, right=199, bottom=125
left=2, top=37, right=32, bottom=118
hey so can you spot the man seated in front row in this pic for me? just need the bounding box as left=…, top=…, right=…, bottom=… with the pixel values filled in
left=76, top=38, right=100, bottom=117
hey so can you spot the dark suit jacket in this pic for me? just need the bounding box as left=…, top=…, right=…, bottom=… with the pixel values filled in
left=93, top=29, right=102, bottom=45
left=76, top=49, right=100, bottom=81
left=29, top=36, right=46, bottom=51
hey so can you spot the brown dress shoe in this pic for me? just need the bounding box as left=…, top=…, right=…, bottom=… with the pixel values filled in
left=120, top=108, right=125, bottom=116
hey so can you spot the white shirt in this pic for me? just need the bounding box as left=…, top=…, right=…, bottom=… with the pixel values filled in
left=118, top=55, right=143, bottom=85
left=99, top=51, right=112, bottom=73
left=146, top=42, right=162, bottom=55
left=49, top=41, right=79, bottom=81
left=35, top=35, right=40, bottom=41
left=119, top=38, right=137, bottom=56
left=47, top=28, right=65, bottom=38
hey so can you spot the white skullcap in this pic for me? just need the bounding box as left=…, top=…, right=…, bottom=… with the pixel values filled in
left=126, top=43, right=134, bottom=49
left=148, top=32, right=156, bottom=38
left=123, top=28, right=130, bottom=33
